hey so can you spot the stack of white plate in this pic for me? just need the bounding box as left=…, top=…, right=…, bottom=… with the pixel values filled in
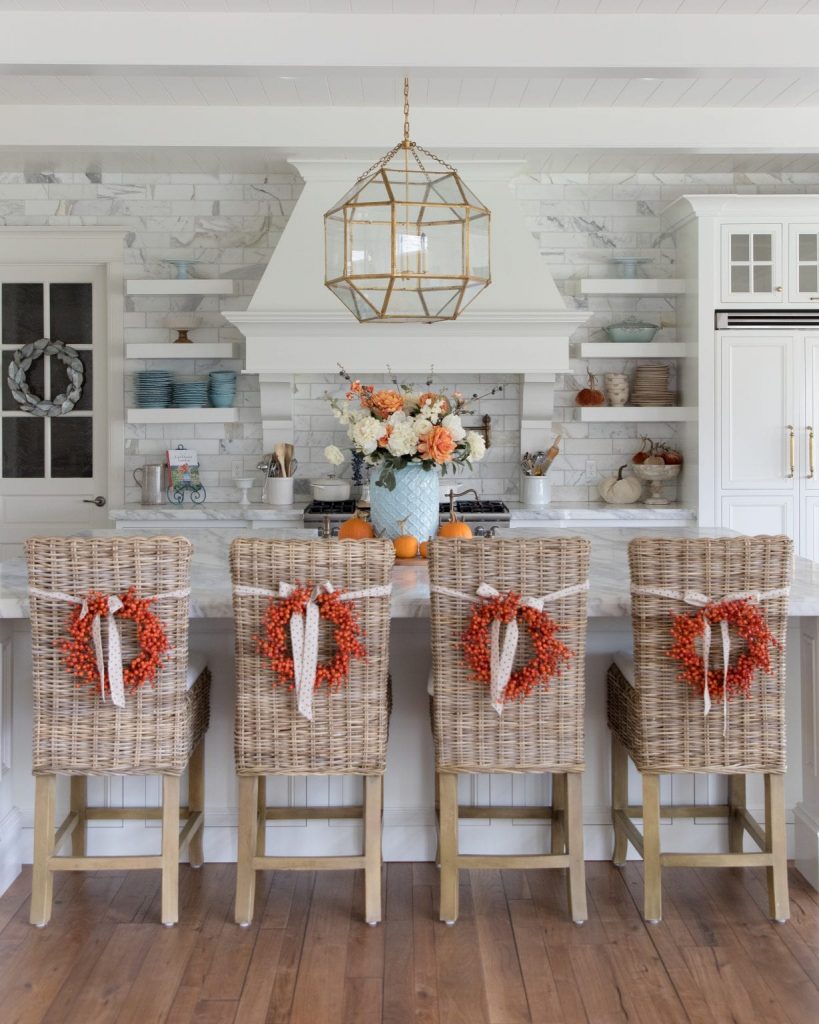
left=632, top=364, right=674, bottom=406
left=173, top=375, right=209, bottom=408
left=134, top=370, right=173, bottom=408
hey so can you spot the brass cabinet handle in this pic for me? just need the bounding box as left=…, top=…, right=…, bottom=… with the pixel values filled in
left=776, top=286, right=784, bottom=293
left=788, top=425, right=796, bottom=478
left=810, top=426, right=815, bottom=480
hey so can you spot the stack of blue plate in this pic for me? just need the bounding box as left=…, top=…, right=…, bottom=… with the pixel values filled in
left=209, top=370, right=237, bottom=408
left=173, top=375, right=209, bottom=408
left=134, top=370, right=173, bottom=408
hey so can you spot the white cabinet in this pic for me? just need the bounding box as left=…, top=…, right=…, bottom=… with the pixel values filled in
left=718, top=330, right=819, bottom=556
left=721, top=223, right=783, bottom=303
left=789, top=224, right=819, bottom=304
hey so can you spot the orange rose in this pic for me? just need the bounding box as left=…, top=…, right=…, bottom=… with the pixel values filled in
left=368, top=389, right=404, bottom=418
left=378, top=425, right=393, bottom=448
left=417, top=391, right=450, bottom=416
left=417, top=425, right=456, bottom=465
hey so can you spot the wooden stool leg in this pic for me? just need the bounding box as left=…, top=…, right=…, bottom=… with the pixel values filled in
left=765, top=773, right=789, bottom=923
left=565, top=772, right=587, bottom=924
left=551, top=772, right=566, bottom=855
left=70, top=776, right=87, bottom=858
left=30, top=774, right=56, bottom=927
left=728, top=774, right=746, bottom=854
left=611, top=734, right=629, bottom=866
left=161, top=774, right=181, bottom=927
left=642, top=772, right=662, bottom=923
left=434, top=771, right=441, bottom=868
left=256, top=775, right=266, bottom=858
left=235, top=775, right=259, bottom=927
left=188, top=738, right=205, bottom=869
left=439, top=772, right=459, bottom=924
left=364, top=775, right=382, bottom=925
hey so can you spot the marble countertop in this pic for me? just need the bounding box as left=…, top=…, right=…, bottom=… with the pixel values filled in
left=110, top=500, right=696, bottom=523
left=4, top=526, right=819, bottom=620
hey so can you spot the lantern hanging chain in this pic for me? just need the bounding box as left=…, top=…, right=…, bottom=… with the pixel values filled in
left=403, top=77, right=411, bottom=145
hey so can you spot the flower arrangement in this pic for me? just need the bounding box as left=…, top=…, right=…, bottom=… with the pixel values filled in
left=325, top=366, right=500, bottom=490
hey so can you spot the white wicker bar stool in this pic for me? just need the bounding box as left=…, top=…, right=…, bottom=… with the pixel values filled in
left=25, top=536, right=210, bottom=927
left=230, top=537, right=394, bottom=927
left=429, top=536, right=591, bottom=925
left=608, top=535, right=793, bottom=923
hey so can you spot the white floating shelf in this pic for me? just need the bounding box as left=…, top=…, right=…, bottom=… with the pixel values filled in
left=577, top=342, right=691, bottom=359
left=126, top=343, right=238, bottom=359
left=127, top=407, right=239, bottom=424
left=580, top=279, right=686, bottom=296
left=126, top=279, right=234, bottom=295
left=578, top=406, right=696, bottom=422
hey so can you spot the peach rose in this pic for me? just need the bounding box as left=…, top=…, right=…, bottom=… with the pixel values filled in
left=417, top=391, right=450, bottom=416
left=417, top=425, right=456, bottom=465
left=378, top=424, right=393, bottom=448
left=368, top=389, right=404, bottom=418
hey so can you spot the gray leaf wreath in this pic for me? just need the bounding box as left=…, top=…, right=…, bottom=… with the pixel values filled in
left=7, top=338, right=84, bottom=417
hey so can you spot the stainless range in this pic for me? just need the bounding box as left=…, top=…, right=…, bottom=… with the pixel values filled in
left=303, top=494, right=511, bottom=538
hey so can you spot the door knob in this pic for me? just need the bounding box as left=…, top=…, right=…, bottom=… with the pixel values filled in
left=82, top=496, right=106, bottom=507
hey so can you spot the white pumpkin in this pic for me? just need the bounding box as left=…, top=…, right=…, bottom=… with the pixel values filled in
left=599, top=465, right=642, bottom=504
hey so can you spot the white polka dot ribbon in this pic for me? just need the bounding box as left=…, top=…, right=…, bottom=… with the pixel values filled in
left=631, top=585, right=789, bottom=734
left=28, top=586, right=190, bottom=708
left=431, top=581, right=589, bottom=715
left=234, top=580, right=391, bottom=721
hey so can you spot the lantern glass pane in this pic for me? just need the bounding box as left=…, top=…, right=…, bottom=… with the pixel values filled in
left=468, top=211, right=490, bottom=280
left=352, top=173, right=392, bottom=206
left=459, top=280, right=489, bottom=314
left=421, top=221, right=464, bottom=276
left=348, top=205, right=392, bottom=276
left=328, top=281, right=375, bottom=321
left=325, top=213, right=346, bottom=281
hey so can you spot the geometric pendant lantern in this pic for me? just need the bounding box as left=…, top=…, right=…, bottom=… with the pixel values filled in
left=324, top=79, right=491, bottom=323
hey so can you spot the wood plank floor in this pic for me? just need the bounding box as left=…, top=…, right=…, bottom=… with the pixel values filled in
left=0, top=862, right=817, bottom=1024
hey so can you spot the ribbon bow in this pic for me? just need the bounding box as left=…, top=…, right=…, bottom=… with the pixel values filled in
left=431, top=580, right=589, bottom=715
left=631, top=585, right=789, bottom=734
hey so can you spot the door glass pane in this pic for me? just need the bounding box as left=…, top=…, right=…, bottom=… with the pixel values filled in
left=2, top=283, right=44, bottom=345
left=50, top=417, right=92, bottom=478
left=799, top=233, right=818, bottom=262
left=800, top=265, right=818, bottom=294
left=2, top=349, right=45, bottom=411
left=753, top=264, right=772, bottom=293
left=69, top=350, right=92, bottom=411
left=2, top=417, right=44, bottom=477
left=50, top=283, right=92, bottom=346
left=731, top=265, right=750, bottom=293
left=753, top=234, right=772, bottom=261
left=731, top=233, right=750, bottom=261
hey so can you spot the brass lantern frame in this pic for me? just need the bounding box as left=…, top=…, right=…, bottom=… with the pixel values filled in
left=324, top=80, right=491, bottom=323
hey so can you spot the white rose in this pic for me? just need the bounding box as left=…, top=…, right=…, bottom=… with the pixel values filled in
left=466, top=430, right=486, bottom=462
left=413, top=417, right=434, bottom=437
left=387, top=421, right=419, bottom=458
left=324, top=444, right=345, bottom=467
left=442, top=413, right=465, bottom=443
left=351, top=415, right=384, bottom=455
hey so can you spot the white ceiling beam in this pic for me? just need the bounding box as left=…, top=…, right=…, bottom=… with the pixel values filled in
left=1, top=13, right=818, bottom=73
left=0, top=102, right=818, bottom=152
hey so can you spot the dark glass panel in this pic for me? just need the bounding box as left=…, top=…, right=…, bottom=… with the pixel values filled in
left=2, top=283, right=44, bottom=346
left=50, top=283, right=92, bottom=346
left=2, top=416, right=44, bottom=478
left=2, top=349, right=45, bottom=411
left=51, top=417, right=92, bottom=478
left=52, top=349, right=92, bottom=411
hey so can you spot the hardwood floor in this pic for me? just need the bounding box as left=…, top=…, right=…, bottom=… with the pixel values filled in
left=0, top=862, right=817, bottom=1023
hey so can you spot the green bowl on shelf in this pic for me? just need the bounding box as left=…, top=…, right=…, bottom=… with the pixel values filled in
left=605, top=321, right=659, bottom=343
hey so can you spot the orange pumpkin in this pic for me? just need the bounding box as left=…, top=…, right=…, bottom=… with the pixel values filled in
left=438, top=519, right=473, bottom=539
left=393, top=516, right=419, bottom=559
left=575, top=368, right=605, bottom=407
left=419, top=540, right=430, bottom=559
left=338, top=512, right=375, bottom=540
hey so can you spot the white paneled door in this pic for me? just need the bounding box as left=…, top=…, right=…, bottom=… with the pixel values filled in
left=0, top=266, right=109, bottom=540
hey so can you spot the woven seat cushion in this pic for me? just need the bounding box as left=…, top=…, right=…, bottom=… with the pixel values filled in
left=187, top=655, right=208, bottom=691
left=612, top=649, right=635, bottom=686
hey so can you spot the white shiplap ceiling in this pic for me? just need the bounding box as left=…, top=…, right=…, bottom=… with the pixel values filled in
left=2, top=72, right=819, bottom=107
left=2, top=1, right=819, bottom=11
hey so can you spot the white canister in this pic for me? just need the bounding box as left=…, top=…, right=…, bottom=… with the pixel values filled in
left=522, top=475, right=551, bottom=506
left=604, top=372, right=629, bottom=407
left=264, top=477, right=295, bottom=505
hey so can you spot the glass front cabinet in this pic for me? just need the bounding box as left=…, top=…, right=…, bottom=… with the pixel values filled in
left=720, top=223, right=783, bottom=303
left=789, top=224, right=819, bottom=304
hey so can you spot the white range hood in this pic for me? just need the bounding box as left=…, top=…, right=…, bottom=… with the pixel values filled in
left=225, top=160, right=588, bottom=375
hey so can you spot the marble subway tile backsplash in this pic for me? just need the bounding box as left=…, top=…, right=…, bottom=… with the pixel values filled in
left=3, top=169, right=819, bottom=504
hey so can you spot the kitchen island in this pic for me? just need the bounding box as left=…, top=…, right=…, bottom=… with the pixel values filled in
left=1, top=526, right=818, bottom=897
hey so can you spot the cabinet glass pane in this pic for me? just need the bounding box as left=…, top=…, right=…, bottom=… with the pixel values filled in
left=753, top=234, right=772, bottom=261
left=753, top=264, right=772, bottom=293
left=2, top=349, right=45, bottom=411
left=799, top=233, right=818, bottom=262
left=50, top=284, right=92, bottom=346
left=800, top=265, right=818, bottom=294
left=2, top=417, right=44, bottom=477
left=731, top=265, right=750, bottom=293
left=2, top=283, right=44, bottom=346
left=51, top=417, right=92, bottom=478
left=731, top=234, right=750, bottom=261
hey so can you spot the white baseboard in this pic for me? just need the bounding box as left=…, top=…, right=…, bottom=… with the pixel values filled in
left=0, top=806, right=22, bottom=896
